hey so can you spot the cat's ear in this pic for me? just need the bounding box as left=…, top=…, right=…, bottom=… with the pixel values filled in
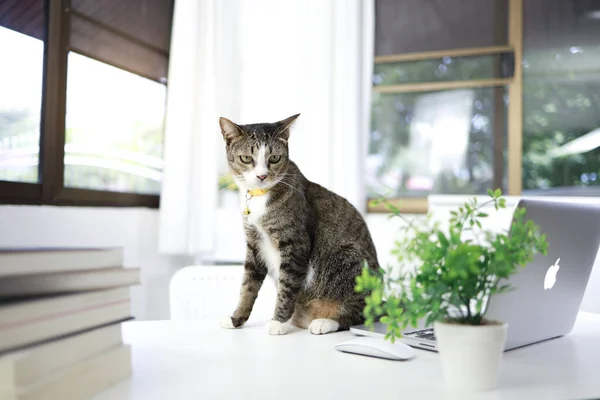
left=274, top=113, right=300, bottom=142
left=219, top=117, right=243, bottom=144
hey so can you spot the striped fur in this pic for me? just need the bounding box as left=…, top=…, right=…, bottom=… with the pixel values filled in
left=219, top=114, right=379, bottom=334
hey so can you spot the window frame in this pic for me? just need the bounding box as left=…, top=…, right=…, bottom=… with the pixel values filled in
left=368, top=0, right=521, bottom=214
left=0, top=0, right=166, bottom=208
left=369, top=0, right=600, bottom=214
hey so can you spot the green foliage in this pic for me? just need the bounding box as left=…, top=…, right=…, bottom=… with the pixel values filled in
left=218, top=173, right=239, bottom=191
left=356, top=189, right=549, bottom=343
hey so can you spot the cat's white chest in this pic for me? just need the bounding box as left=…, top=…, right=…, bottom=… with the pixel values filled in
left=243, top=194, right=269, bottom=226
left=258, top=231, right=281, bottom=281
left=241, top=193, right=281, bottom=280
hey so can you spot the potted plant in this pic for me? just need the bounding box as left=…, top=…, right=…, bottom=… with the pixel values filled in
left=355, top=189, right=548, bottom=391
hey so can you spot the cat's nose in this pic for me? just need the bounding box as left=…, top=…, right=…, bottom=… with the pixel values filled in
left=257, top=174, right=268, bottom=181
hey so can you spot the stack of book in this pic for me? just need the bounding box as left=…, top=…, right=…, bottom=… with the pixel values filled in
left=0, top=248, right=140, bottom=400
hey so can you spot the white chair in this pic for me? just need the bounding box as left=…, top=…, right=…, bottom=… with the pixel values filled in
left=169, top=265, right=277, bottom=323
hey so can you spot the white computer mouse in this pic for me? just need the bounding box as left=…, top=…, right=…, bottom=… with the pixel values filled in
left=334, top=336, right=416, bottom=361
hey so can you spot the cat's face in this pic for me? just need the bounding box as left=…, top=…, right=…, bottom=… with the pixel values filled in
left=219, top=114, right=300, bottom=190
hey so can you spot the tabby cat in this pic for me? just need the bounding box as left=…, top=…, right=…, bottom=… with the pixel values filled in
left=219, top=114, right=380, bottom=335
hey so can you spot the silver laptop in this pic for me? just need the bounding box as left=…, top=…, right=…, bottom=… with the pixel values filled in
left=350, top=199, right=600, bottom=351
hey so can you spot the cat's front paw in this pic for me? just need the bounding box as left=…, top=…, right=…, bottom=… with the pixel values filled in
left=266, top=320, right=289, bottom=335
left=220, top=316, right=238, bottom=329
left=308, top=318, right=340, bottom=335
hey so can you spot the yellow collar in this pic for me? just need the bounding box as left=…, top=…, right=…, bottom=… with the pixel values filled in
left=247, top=188, right=269, bottom=197
left=243, top=188, right=269, bottom=216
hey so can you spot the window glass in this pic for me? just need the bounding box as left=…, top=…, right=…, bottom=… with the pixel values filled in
left=0, top=0, right=45, bottom=183
left=64, top=0, right=173, bottom=194
left=368, top=88, right=507, bottom=197
left=374, top=54, right=511, bottom=86
left=522, top=0, right=600, bottom=194
left=70, top=0, right=173, bottom=82
left=375, top=0, right=508, bottom=56
left=64, top=52, right=166, bottom=194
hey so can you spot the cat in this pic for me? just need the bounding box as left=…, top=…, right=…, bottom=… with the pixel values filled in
left=218, top=113, right=380, bottom=335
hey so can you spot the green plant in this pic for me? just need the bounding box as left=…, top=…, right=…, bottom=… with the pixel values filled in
left=355, top=189, right=549, bottom=342
left=218, top=173, right=238, bottom=191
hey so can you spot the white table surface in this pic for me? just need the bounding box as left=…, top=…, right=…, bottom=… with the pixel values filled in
left=93, top=312, right=600, bottom=400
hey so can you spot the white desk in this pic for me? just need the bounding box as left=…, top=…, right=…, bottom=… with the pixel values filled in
left=93, top=312, right=600, bottom=400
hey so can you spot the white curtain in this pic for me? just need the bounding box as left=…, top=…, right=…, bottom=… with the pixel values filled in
left=158, top=0, right=241, bottom=256
left=159, top=0, right=374, bottom=258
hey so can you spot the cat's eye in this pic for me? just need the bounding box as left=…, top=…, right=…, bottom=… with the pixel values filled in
left=269, top=155, right=282, bottom=164
left=239, top=155, right=253, bottom=164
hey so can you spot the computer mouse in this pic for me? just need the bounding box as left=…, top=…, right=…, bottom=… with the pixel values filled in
left=334, top=336, right=416, bottom=361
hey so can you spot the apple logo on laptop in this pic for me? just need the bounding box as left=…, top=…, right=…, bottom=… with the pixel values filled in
left=544, top=258, right=560, bottom=290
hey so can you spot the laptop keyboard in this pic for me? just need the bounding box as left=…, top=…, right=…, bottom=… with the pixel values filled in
left=404, top=328, right=436, bottom=341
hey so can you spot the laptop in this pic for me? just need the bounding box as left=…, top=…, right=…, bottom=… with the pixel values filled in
left=350, top=199, right=600, bottom=351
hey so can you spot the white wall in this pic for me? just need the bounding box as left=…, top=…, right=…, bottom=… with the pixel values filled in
left=0, top=205, right=191, bottom=320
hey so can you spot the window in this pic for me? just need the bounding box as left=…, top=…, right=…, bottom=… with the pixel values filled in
left=369, top=0, right=511, bottom=213
left=0, top=0, right=45, bottom=188
left=64, top=52, right=165, bottom=195
left=369, top=0, right=600, bottom=213
left=370, top=87, right=507, bottom=197
left=0, top=0, right=174, bottom=207
left=522, top=0, right=600, bottom=195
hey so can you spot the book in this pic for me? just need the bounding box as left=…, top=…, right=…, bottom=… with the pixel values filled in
left=0, top=248, right=124, bottom=277
left=0, top=288, right=131, bottom=353
left=0, top=345, right=131, bottom=400
left=0, top=268, right=140, bottom=297
left=0, top=324, right=123, bottom=392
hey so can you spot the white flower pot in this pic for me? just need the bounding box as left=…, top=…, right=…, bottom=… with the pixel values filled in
left=434, top=320, right=508, bottom=391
